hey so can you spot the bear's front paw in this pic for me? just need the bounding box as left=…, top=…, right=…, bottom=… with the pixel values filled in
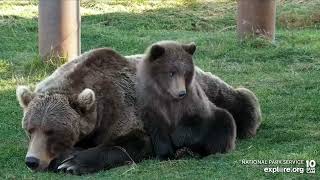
left=46, top=148, right=81, bottom=172
left=58, top=150, right=104, bottom=175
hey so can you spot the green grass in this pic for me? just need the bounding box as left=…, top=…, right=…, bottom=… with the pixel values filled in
left=0, top=0, right=320, bottom=179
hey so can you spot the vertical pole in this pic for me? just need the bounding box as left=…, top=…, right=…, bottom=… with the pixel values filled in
left=237, top=0, right=276, bottom=41
left=39, top=0, right=80, bottom=61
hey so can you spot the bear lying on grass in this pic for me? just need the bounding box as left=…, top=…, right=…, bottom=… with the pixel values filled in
left=17, top=48, right=153, bottom=174
left=16, top=41, right=261, bottom=175
left=136, top=41, right=236, bottom=159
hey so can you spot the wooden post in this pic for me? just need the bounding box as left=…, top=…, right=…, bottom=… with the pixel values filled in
left=237, top=0, right=276, bottom=41
left=39, top=0, right=80, bottom=61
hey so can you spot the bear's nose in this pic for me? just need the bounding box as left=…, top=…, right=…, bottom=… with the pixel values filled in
left=178, top=91, right=187, bottom=98
left=25, top=156, right=40, bottom=170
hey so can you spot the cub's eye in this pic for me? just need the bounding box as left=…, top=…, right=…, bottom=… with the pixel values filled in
left=169, top=72, right=175, bottom=78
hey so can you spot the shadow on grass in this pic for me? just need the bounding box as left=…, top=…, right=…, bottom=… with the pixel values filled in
left=0, top=0, right=235, bottom=66
left=81, top=4, right=235, bottom=32
left=2, top=0, right=320, bottom=68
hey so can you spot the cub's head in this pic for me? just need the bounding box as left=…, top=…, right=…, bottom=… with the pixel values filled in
left=142, top=41, right=196, bottom=99
left=16, top=86, right=97, bottom=171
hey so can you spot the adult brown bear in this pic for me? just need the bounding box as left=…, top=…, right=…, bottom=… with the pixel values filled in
left=17, top=48, right=153, bottom=175
left=16, top=42, right=261, bottom=175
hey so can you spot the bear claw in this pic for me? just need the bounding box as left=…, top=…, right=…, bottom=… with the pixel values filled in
left=58, top=162, right=80, bottom=175
left=60, top=155, right=75, bottom=164
left=57, top=163, right=68, bottom=171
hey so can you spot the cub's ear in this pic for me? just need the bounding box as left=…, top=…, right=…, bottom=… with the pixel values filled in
left=16, top=86, right=34, bottom=108
left=148, top=44, right=165, bottom=61
left=182, top=42, right=196, bottom=55
left=77, top=88, right=96, bottom=112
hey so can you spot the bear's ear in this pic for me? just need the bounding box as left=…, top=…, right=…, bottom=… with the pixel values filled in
left=77, top=88, right=96, bottom=112
left=16, top=86, right=34, bottom=109
left=182, top=42, right=196, bottom=55
left=149, top=44, right=165, bottom=61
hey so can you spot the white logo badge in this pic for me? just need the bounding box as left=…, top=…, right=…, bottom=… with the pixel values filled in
left=306, top=160, right=316, bottom=174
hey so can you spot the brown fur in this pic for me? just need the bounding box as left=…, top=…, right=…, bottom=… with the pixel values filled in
left=17, top=48, right=152, bottom=174
left=128, top=48, right=262, bottom=139
left=136, top=41, right=237, bottom=159
left=195, top=69, right=262, bottom=138
left=17, top=41, right=261, bottom=174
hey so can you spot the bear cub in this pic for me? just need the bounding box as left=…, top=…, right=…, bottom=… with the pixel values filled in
left=137, top=41, right=236, bottom=159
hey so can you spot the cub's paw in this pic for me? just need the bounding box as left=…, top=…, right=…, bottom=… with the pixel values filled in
left=174, top=147, right=199, bottom=159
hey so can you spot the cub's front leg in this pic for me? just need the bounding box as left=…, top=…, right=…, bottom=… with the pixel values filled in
left=203, top=107, right=236, bottom=155
left=141, top=109, right=174, bottom=160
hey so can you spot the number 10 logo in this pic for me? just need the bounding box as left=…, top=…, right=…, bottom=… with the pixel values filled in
left=306, top=160, right=316, bottom=174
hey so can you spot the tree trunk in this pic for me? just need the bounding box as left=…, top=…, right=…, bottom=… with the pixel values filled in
left=39, top=0, right=80, bottom=61
left=237, top=0, right=276, bottom=41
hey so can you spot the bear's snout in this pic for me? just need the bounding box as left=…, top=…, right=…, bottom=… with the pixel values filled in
left=25, top=156, right=40, bottom=170
left=178, top=90, right=187, bottom=98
